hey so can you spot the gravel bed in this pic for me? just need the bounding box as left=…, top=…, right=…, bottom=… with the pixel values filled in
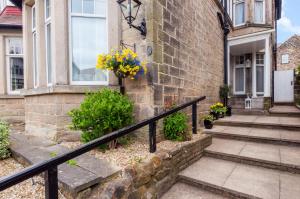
left=0, top=158, right=66, bottom=199
left=61, top=133, right=205, bottom=168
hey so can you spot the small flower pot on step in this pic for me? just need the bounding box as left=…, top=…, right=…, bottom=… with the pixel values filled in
left=226, top=106, right=232, bottom=116
left=204, top=120, right=213, bottom=129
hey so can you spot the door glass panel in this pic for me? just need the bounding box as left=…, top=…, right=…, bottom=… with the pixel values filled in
left=256, top=66, right=264, bottom=93
left=235, top=68, right=244, bottom=92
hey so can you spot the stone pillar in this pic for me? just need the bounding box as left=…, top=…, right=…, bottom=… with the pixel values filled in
left=252, top=51, right=257, bottom=98
left=264, top=36, right=271, bottom=97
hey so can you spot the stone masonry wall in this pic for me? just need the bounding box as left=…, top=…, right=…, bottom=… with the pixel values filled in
left=151, top=0, right=225, bottom=116
left=97, top=134, right=212, bottom=199
left=0, top=97, right=24, bottom=123
left=277, top=35, right=300, bottom=71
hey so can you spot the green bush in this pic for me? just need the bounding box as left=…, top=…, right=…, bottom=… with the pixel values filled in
left=69, top=89, right=134, bottom=145
left=163, top=112, right=190, bottom=141
left=0, top=121, right=10, bottom=159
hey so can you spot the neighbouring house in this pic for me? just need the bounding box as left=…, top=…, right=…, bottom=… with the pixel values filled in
left=275, top=35, right=300, bottom=104
left=0, top=1, right=24, bottom=123
left=277, top=35, right=300, bottom=71
left=226, top=0, right=282, bottom=110
left=6, top=0, right=281, bottom=141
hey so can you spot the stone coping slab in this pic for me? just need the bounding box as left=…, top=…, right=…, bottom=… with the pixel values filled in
left=179, top=157, right=300, bottom=199
left=204, top=126, right=300, bottom=145
left=9, top=132, right=120, bottom=197
left=204, top=138, right=300, bottom=173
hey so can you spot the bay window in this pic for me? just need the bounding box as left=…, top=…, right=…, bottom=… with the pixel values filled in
left=254, top=0, right=265, bottom=23
left=256, top=53, right=264, bottom=94
left=234, top=0, right=245, bottom=26
left=6, top=38, right=24, bottom=94
left=70, top=0, right=108, bottom=85
left=45, top=0, right=52, bottom=85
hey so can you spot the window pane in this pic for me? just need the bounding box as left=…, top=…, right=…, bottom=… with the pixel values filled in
left=256, top=66, right=264, bottom=93
left=254, top=0, right=263, bottom=23
left=10, top=58, right=24, bottom=91
left=83, top=0, right=94, bottom=14
left=71, top=16, right=107, bottom=82
left=235, top=2, right=245, bottom=25
left=7, top=39, right=23, bottom=55
left=32, top=6, right=36, bottom=29
left=33, top=33, right=38, bottom=87
left=45, top=0, right=51, bottom=19
left=72, top=0, right=82, bottom=13
left=95, top=0, right=106, bottom=16
left=235, top=68, right=244, bottom=92
left=46, top=24, right=52, bottom=84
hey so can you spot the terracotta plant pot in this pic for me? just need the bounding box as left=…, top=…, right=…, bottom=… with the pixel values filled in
left=204, top=120, right=213, bottom=129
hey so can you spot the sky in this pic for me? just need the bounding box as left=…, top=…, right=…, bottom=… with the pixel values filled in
left=278, top=0, right=300, bottom=43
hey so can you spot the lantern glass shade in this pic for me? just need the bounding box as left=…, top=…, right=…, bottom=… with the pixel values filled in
left=117, top=0, right=141, bottom=23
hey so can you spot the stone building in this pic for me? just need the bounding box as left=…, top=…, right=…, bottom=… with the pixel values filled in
left=0, top=1, right=23, bottom=123
left=4, top=0, right=226, bottom=140
left=277, top=35, right=300, bottom=71
left=6, top=0, right=282, bottom=140
left=226, top=0, right=281, bottom=110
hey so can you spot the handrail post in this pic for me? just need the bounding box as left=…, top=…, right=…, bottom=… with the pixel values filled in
left=45, top=166, right=58, bottom=199
left=149, top=121, right=157, bottom=153
left=192, top=103, right=197, bottom=134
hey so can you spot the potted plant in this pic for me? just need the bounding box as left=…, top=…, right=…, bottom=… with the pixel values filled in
left=210, top=102, right=224, bottom=120
left=219, top=85, right=232, bottom=117
left=219, top=106, right=228, bottom=118
left=202, top=115, right=214, bottom=129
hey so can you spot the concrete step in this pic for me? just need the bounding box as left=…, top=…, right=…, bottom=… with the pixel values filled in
left=179, top=157, right=300, bottom=199
left=232, top=109, right=267, bottom=116
left=204, top=126, right=300, bottom=146
left=269, top=106, right=300, bottom=117
left=9, top=132, right=120, bottom=198
left=204, top=138, right=300, bottom=173
left=160, top=182, right=229, bottom=199
left=215, top=115, right=300, bottom=131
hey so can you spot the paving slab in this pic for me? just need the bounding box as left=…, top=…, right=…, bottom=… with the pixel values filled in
left=160, top=182, right=229, bottom=199
left=179, top=157, right=237, bottom=187
left=9, top=132, right=120, bottom=196
left=269, top=106, right=300, bottom=117
left=206, top=138, right=246, bottom=155
left=280, top=146, right=300, bottom=168
left=280, top=172, right=300, bottom=199
left=223, top=164, right=280, bottom=199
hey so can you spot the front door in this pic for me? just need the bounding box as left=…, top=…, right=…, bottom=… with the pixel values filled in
left=274, top=70, right=294, bottom=103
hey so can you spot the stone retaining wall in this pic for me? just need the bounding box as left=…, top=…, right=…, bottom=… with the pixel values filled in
left=96, top=134, right=212, bottom=199
left=0, top=97, right=24, bottom=123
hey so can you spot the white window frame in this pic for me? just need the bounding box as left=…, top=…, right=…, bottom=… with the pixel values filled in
left=233, top=0, right=245, bottom=27
left=6, top=37, right=24, bottom=95
left=68, top=0, right=109, bottom=86
left=254, top=0, right=265, bottom=24
left=281, top=54, right=289, bottom=64
left=32, top=5, right=38, bottom=88
left=256, top=53, right=265, bottom=95
left=233, top=56, right=246, bottom=95
left=45, top=0, right=52, bottom=86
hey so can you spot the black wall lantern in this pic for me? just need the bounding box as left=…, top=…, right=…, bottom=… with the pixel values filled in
left=117, top=0, right=147, bottom=36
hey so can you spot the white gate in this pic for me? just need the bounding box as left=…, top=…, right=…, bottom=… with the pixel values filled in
left=274, top=70, right=294, bottom=103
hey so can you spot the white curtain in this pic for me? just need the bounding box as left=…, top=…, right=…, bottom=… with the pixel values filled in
left=235, top=1, right=245, bottom=25
left=254, top=0, right=264, bottom=23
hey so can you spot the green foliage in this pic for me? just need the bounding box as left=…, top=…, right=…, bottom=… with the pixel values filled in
left=296, top=65, right=300, bottom=76
left=67, top=159, right=77, bottom=167
left=50, top=152, right=57, bottom=158
left=0, top=121, right=10, bottom=159
left=163, top=112, right=189, bottom=141
left=202, top=114, right=214, bottom=122
left=219, top=85, right=230, bottom=99
left=69, top=89, right=134, bottom=145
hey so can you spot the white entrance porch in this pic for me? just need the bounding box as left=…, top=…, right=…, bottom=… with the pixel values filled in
left=227, top=31, right=273, bottom=109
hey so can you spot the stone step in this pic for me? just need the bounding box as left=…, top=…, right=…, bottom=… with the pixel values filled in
left=179, top=156, right=300, bottom=199
left=269, top=106, right=300, bottom=117
left=215, top=115, right=300, bottom=131
left=160, top=182, right=230, bottom=199
left=204, top=126, right=300, bottom=146
left=204, top=138, right=300, bottom=173
left=9, top=132, right=120, bottom=198
left=232, top=109, right=267, bottom=116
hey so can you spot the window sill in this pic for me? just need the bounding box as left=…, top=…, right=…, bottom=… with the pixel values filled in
left=21, top=85, right=119, bottom=96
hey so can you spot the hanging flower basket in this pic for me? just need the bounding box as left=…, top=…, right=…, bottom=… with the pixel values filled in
left=96, top=48, right=147, bottom=80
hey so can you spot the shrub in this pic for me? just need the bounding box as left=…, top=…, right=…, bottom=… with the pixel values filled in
left=163, top=112, right=190, bottom=141
left=69, top=89, right=134, bottom=146
left=0, top=121, right=10, bottom=159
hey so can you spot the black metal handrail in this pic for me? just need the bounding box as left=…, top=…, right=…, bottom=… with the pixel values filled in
left=0, top=96, right=206, bottom=199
